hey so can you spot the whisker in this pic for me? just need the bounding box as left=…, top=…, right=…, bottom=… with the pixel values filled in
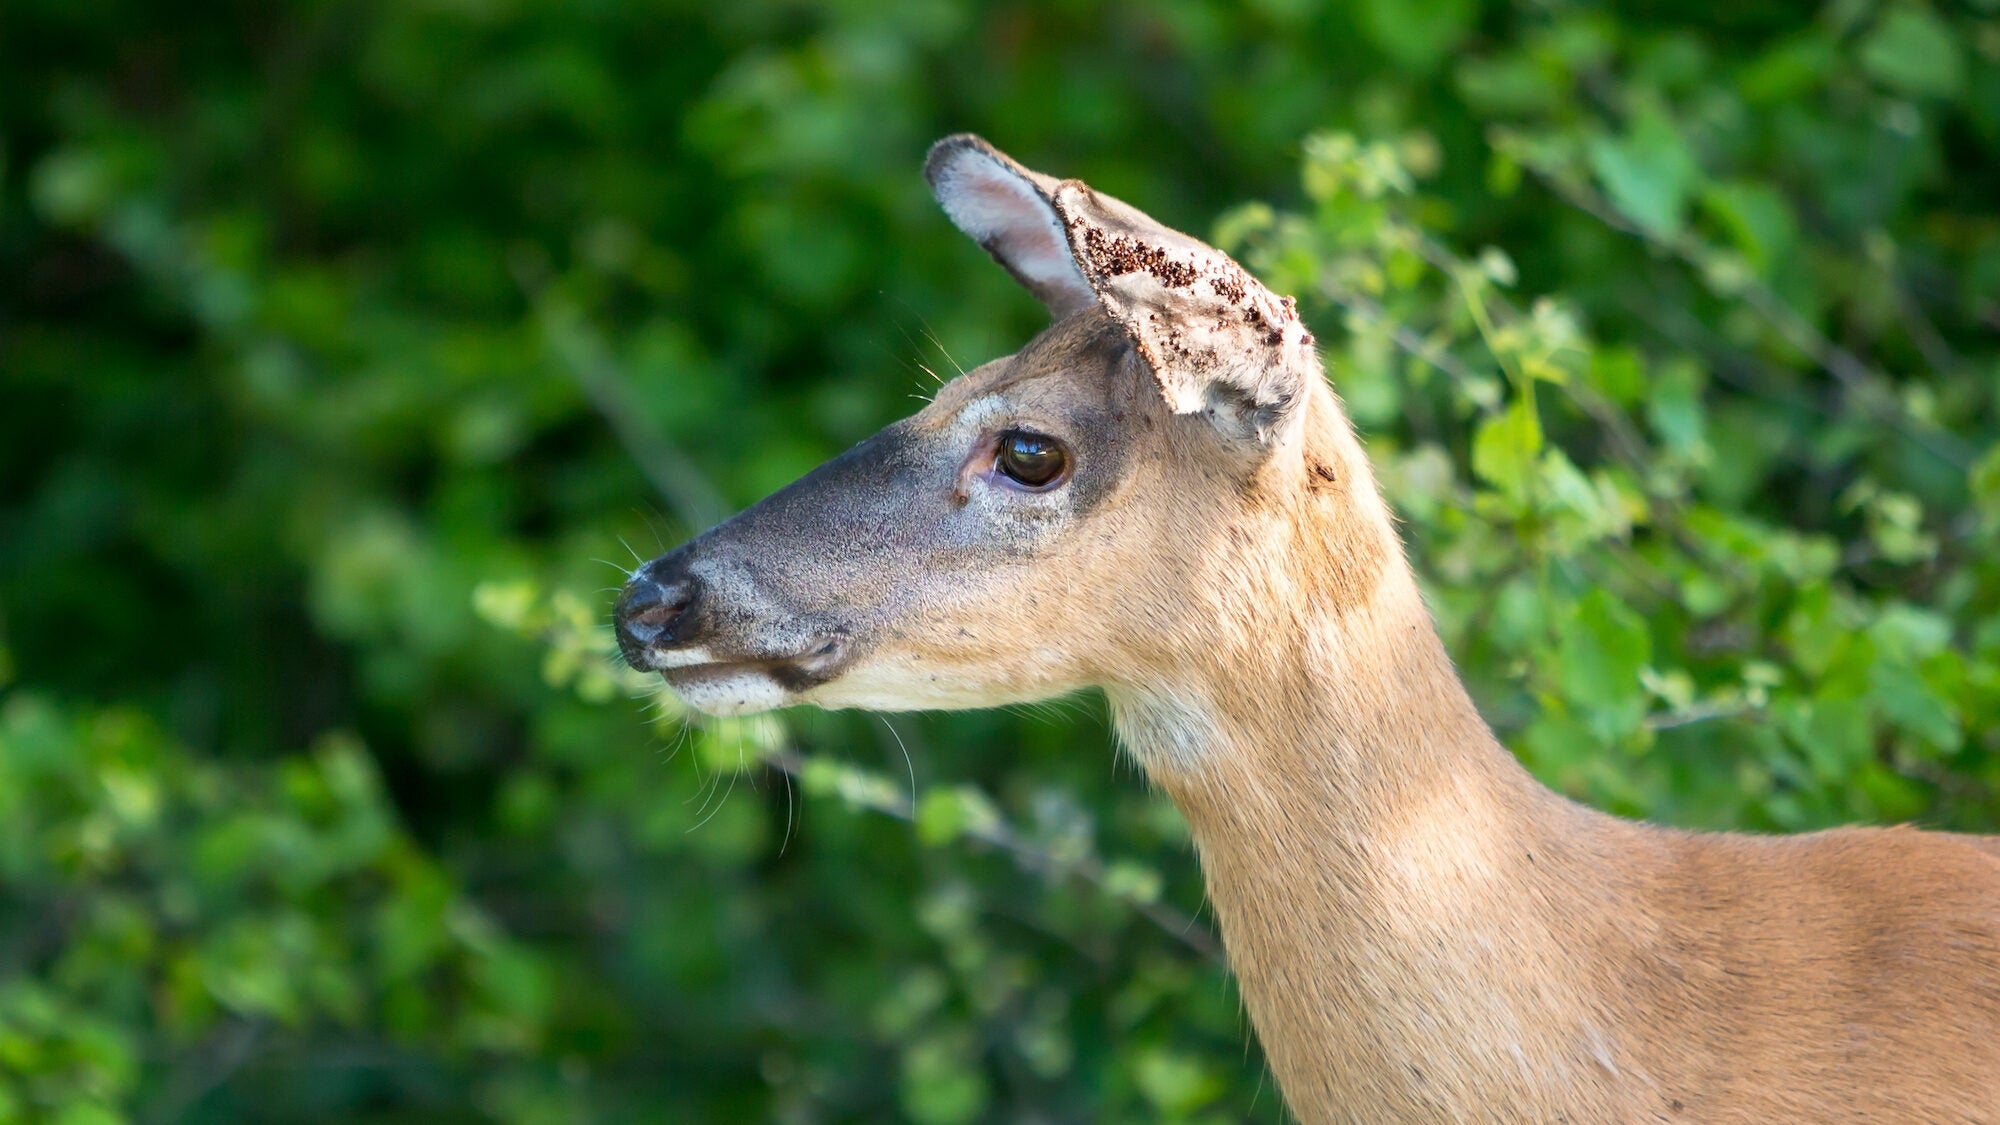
left=918, top=323, right=966, bottom=377
left=877, top=716, right=919, bottom=809
left=777, top=751, right=797, bottom=857
left=886, top=294, right=966, bottom=378
left=635, top=504, right=673, bottom=553
left=689, top=727, right=744, bottom=832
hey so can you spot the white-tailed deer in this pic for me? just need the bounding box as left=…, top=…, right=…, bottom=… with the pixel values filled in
left=614, top=136, right=2000, bottom=1122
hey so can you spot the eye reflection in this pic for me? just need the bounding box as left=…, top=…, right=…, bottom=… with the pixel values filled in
left=994, top=430, right=1069, bottom=489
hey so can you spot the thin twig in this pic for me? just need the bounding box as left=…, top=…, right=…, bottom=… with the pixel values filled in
left=1647, top=702, right=1759, bottom=732
left=143, top=1021, right=265, bottom=1125
left=1510, top=152, right=1976, bottom=469
left=1324, top=287, right=1484, bottom=386
left=761, top=746, right=1225, bottom=964
left=515, top=268, right=731, bottom=534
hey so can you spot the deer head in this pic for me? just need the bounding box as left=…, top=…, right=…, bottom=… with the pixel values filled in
left=614, top=135, right=1399, bottom=772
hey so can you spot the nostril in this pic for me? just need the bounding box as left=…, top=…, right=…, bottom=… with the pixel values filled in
left=615, top=575, right=700, bottom=657
left=630, top=591, right=691, bottom=632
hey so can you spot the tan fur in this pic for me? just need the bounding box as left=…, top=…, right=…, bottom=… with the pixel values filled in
left=617, top=137, right=2000, bottom=1122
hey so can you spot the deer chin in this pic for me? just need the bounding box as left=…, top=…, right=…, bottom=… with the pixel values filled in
left=659, top=663, right=794, bottom=717
left=802, top=653, right=1069, bottom=714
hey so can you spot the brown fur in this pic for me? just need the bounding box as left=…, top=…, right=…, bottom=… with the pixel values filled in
left=1138, top=518, right=2000, bottom=1121
left=617, top=137, right=2000, bottom=1122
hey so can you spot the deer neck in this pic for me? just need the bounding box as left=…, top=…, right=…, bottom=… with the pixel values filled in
left=1107, top=447, right=1637, bottom=1117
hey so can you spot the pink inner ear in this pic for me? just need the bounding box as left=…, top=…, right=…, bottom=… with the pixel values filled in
left=969, top=178, right=1067, bottom=276
left=933, top=153, right=1094, bottom=316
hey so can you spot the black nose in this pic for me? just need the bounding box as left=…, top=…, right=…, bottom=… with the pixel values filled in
left=614, top=565, right=700, bottom=670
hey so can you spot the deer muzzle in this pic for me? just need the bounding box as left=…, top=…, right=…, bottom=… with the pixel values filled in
left=614, top=535, right=858, bottom=715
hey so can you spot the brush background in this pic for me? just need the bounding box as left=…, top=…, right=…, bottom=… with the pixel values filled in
left=4, top=0, right=1999, bottom=1121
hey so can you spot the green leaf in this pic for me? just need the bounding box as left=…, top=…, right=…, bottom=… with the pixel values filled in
left=916, top=788, right=968, bottom=846
left=1701, top=181, right=1796, bottom=273
left=1870, top=657, right=1960, bottom=751
left=1588, top=109, right=1701, bottom=239
left=1555, top=589, right=1653, bottom=742
left=1856, top=763, right=1930, bottom=822
left=1352, top=0, right=1479, bottom=71
left=871, top=969, right=948, bottom=1038
left=1471, top=398, right=1543, bottom=501
left=1739, top=34, right=1836, bottom=103
left=1971, top=442, right=2000, bottom=527
left=1589, top=346, right=1647, bottom=407
left=1457, top=55, right=1563, bottom=115
left=471, top=580, right=539, bottom=632
left=900, top=1032, right=990, bottom=1125
left=1521, top=712, right=1599, bottom=791
left=28, top=148, right=122, bottom=227
left=1646, top=357, right=1709, bottom=461
left=53, top=1103, right=125, bottom=1125
left=1135, top=1047, right=1225, bottom=1114
left=1859, top=8, right=1965, bottom=97
left=1779, top=698, right=1873, bottom=783
left=471, top=945, right=551, bottom=1028
left=1102, top=861, right=1163, bottom=905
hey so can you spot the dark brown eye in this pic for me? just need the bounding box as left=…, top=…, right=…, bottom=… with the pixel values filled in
left=995, top=430, right=1069, bottom=489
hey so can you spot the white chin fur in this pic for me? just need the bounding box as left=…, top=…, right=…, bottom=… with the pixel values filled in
left=662, top=667, right=792, bottom=716
left=662, top=655, right=1061, bottom=717
left=806, top=657, right=1044, bottom=712
left=646, top=645, right=715, bottom=671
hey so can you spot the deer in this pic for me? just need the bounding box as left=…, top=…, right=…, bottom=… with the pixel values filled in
left=612, top=135, right=2000, bottom=1123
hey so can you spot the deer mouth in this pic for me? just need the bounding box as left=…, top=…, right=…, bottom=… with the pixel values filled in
left=648, top=636, right=851, bottom=717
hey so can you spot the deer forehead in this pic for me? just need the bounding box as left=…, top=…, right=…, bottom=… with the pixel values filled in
left=919, top=314, right=1138, bottom=425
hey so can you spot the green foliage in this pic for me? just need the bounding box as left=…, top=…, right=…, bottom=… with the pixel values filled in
left=1226, top=120, right=2000, bottom=828
left=4, top=0, right=1998, bottom=1120
left=0, top=695, right=551, bottom=1121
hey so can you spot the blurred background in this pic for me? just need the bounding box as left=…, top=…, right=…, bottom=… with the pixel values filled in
left=4, top=0, right=1998, bottom=1120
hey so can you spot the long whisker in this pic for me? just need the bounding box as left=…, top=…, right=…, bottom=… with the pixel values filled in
left=918, top=322, right=966, bottom=377
left=777, top=747, right=797, bottom=857
left=878, top=716, right=919, bottom=809
left=689, top=727, right=745, bottom=833
left=635, top=504, right=672, bottom=553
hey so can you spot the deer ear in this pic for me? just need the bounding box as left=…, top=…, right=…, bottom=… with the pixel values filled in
left=926, top=135, right=1316, bottom=449
left=1048, top=180, right=1316, bottom=448
left=925, top=135, right=1096, bottom=318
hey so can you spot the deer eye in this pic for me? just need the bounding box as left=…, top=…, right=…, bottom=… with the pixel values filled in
left=994, top=430, right=1069, bottom=489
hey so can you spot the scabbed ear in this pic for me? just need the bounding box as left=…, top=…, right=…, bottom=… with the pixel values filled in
left=924, top=134, right=1316, bottom=448
left=1051, top=179, right=1316, bottom=446
left=925, top=135, right=1095, bottom=318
